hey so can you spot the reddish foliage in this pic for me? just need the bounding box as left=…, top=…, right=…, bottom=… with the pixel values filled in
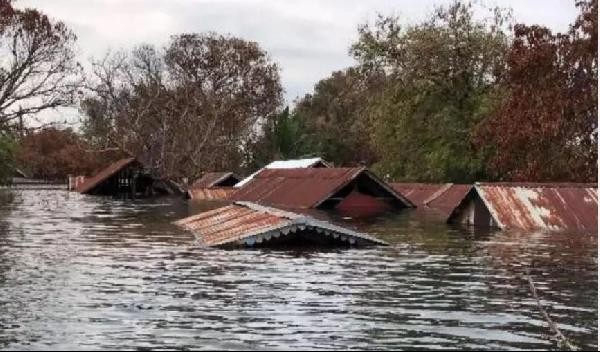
left=474, top=0, right=597, bottom=182
left=16, top=128, right=122, bottom=180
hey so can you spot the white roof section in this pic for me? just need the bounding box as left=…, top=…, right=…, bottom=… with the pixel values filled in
left=235, top=158, right=328, bottom=188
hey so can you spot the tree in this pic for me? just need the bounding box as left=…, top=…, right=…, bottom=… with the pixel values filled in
left=351, top=1, right=511, bottom=182
left=81, top=33, right=282, bottom=180
left=0, top=0, right=81, bottom=130
left=0, top=131, right=16, bottom=182
left=15, top=127, right=111, bottom=180
left=244, top=107, right=313, bottom=169
left=293, top=67, right=385, bottom=166
left=475, top=0, right=597, bottom=182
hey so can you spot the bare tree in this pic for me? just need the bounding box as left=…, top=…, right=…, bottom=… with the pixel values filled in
left=0, top=0, right=82, bottom=129
left=81, top=33, right=282, bottom=180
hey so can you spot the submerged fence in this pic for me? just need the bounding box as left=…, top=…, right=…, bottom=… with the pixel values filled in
left=0, top=177, right=68, bottom=190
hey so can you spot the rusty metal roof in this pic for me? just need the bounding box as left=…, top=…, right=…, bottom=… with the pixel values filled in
left=173, top=201, right=388, bottom=248
left=230, top=167, right=413, bottom=209
left=234, top=157, right=330, bottom=188
left=76, top=157, right=137, bottom=194
left=186, top=187, right=237, bottom=201
left=191, top=172, right=240, bottom=189
left=451, top=183, right=598, bottom=232
left=391, top=183, right=450, bottom=205
left=391, top=183, right=471, bottom=217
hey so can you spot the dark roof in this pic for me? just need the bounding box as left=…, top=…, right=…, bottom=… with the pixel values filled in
left=173, top=201, right=387, bottom=248
left=230, top=167, right=413, bottom=209
left=191, top=172, right=240, bottom=189
left=391, top=183, right=471, bottom=217
left=76, top=157, right=137, bottom=194
left=448, top=182, right=598, bottom=232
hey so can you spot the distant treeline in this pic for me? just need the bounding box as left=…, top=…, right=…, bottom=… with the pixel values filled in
left=0, top=0, right=596, bottom=183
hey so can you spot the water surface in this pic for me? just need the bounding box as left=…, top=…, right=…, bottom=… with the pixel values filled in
left=0, top=190, right=596, bottom=350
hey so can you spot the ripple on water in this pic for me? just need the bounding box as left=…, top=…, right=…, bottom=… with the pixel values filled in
left=0, top=190, right=596, bottom=350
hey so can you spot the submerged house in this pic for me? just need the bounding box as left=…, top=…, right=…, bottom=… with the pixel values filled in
left=76, top=157, right=181, bottom=198
left=230, top=167, right=414, bottom=217
left=175, top=166, right=406, bottom=249
left=447, top=182, right=598, bottom=233
left=234, top=157, right=330, bottom=188
left=186, top=172, right=240, bottom=200
left=391, top=183, right=471, bottom=218
left=174, top=201, right=388, bottom=248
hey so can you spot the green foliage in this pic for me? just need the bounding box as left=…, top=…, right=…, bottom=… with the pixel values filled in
left=293, top=67, right=385, bottom=166
left=0, top=132, right=17, bottom=183
left=351, top=1, right=511, bottom=182
left=246, top=107, right=316, bottom=169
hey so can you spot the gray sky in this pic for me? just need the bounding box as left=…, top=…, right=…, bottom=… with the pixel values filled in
left=15, top=0, right=578, bottom=122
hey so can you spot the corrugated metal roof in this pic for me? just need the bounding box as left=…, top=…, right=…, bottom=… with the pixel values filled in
left=191, top=172, right=239, bottom=189
left=234, top=157, right=330, bottom=188
left=230, top=167, right=413, bottom=209
left=173, top=201, right=387, bottom=248
left=186, top=187, right=236, bottom=201
left=450, top=183, right=598, bottom=232
left=391, top=183, right=451, bottom=205
left=427, top=184, right=472, bottom=217
left=391, top=183, right=471, bottom=217
left=76, top=157, right=137, bottom=194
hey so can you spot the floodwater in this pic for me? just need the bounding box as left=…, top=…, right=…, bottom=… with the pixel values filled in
left=0, top=190, right=596, bottom=350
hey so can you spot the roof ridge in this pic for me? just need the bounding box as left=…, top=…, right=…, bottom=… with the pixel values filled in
left=422, top=183, right=454, bottom=206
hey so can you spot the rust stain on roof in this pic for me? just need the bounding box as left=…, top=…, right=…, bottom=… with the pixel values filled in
left=191, top=172, right=239, bottom=189
left=469, top=183, right=597, bottom=232
left=187, top=187, right=236, bottom=201
left=391, top=183, right=471, bottom=217
left=230, top=167, right=413, bottom=209
left=173, top=201, right=388, bottom=248
left=76, top=157, right=137, bottom=194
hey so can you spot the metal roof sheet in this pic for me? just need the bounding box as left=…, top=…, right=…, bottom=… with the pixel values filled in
left=173, top=201, right=387, bottom=248
left=391, top=183, right=471, bottom=217
left=191, top=172, right=239, bottom=189
left=76, top=157, right=137, bottom=194
left=234, top=157, right=329, bottom=188
left=451, top=183, right=598, bottom=232
left=186, top=187, right=236, bottom=201
left=230, top=167, right=413, bottom=209
left=391, top=183, right=451, bottom=205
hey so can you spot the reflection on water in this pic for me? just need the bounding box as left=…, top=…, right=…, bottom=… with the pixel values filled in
left=0, top=190, right=596, bottom=350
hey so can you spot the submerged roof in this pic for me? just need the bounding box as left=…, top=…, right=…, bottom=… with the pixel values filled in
left=391, top=183, right=472, bottom=217
left=76, top=157, right=137, bottom=194
left=191, top=172, right=239, bottom=189
left=449, top=182, right=598, bottom=232
left=234, top=157, right=329, bottom=188
left=230, top=167, right=413, bottom=209
left=173, top=201, right=387, bottom=248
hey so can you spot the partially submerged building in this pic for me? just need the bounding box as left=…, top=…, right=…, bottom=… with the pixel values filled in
left=230, top=167, right=414, bottom=217
left=186, top=172, right=240, bottom=200
left=76, top=157, right=181, bottom=198
left=68, top=175, right=86, bottom=191
left=174, top=201, right=387, bottom=248
left=234, top=157, right=330, bottom=188
left=2, top=167, right=67, bottom=190
left=391, top=183, right=471, bottom=218
left=447, top=183, right=598, bottom=233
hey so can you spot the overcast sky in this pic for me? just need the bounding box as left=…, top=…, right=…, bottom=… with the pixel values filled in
left=16, top=0, right=578, bottom=121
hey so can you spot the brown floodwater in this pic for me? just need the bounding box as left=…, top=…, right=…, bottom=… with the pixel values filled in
left=0, top=190, right=596, bottom=350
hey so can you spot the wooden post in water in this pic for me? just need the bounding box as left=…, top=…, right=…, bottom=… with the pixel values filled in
left=131, top=171, right=137, bottom=200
